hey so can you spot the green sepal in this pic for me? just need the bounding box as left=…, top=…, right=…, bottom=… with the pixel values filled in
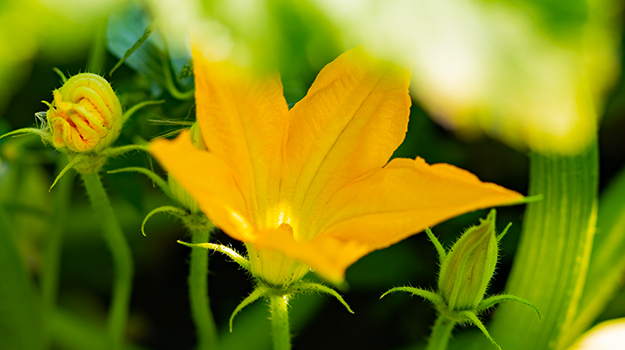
left=477, top=294, right=541, bottom=320
left=108, top=166, right=171, bottom=199
left=101, top=143, right=150, bottom=158
left=142, top=205, right=187, bottom=236
left=380, top=286, right=445, bottom=307
left=229, top=287, right=266, bottom=332
left=121, top=100, right=165, bottom=123
left=177, top=241, right=251, bottom=271
left=295, top=282, right=354, bottom=314
left=425, top=227, right=447, bottom=265
left=496, top=222, right=513, bottom=241
left=49, top=155, right=83, bottom=191
left=53, top=67, right=68, bottom=83
left=0, top=127, right=50, bottom=143
left=460, top=310, right=501, bottom=349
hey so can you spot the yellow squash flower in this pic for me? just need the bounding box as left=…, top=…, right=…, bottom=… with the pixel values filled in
left=46, top=73, right=123, bottom=154
left=150, top=46, right=523, bottom=286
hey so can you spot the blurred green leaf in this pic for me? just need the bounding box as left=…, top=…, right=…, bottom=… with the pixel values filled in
left=109, top=22, right=157, bottom=77
left=51, top=309, right=148, bottom=350
left=107, top=3, right=166, bottom=86
left=0, top=205, right=43, bottom=350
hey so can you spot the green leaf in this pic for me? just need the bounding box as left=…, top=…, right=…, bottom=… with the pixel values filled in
left=0, top=204, right=44, bottom=350
left=109, top=21, right=156, bottom=77
left=485, top=140, right=598, bottom=349
left=106, top=3, right=166, bottom=85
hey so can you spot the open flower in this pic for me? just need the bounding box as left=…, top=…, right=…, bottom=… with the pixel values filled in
left=150, top=46, right=523, bottom=285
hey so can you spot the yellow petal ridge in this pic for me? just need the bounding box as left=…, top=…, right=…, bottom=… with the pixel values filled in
left=282, top=47, right=412, bottom=240
left=192, top=48, right=289, bottom=230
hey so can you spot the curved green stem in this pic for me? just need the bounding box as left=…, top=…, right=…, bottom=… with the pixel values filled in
left=269, top=295, right=291, bottom=350
left=426, top=315, right=456, bottom=350
left=82, top=172, right=134, bottom=350
left=488, top=140, right=598, bottom=349
left=160, top=37, right=194, bottom=100
left=188, top=228, right=218, bottom=350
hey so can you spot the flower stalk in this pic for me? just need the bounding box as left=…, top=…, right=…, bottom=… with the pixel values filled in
left=114, top=161, right=219, bottom=349
left=426, top=315, right=456, bottom=350
left=269, top=295, right=292, bottom=350
left=82, top=172, right=133, bottom=350
left=188, top=226, right=218, bottom=350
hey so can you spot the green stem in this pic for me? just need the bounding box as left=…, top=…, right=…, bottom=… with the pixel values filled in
left=41, top=158, right=74, bottom=348
left=487, top=140, right=598, bottom=349
left=188, top=228, right=218, bottom=350
left=426, top=315, right=456, bottom=350
left=82, top=172, right=134, bottom=350
left=559, top=165, right=625, bottom=348
left=269, top=295, right=292, bottom=350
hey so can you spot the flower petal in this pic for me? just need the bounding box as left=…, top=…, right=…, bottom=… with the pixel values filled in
left=254, top=227, right=369, bottom=285
left=314, top=157, right=523, bottom=261
left=193, top=48, right=289, bottom=229
left=281, top=47, right=411, bottom=239
left=150, top=131, right=255, bottom=241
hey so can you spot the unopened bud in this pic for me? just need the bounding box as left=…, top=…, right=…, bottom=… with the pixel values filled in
left=46, top=73, right=122, bottom=153
left=438, top=210, right=499, bottom=311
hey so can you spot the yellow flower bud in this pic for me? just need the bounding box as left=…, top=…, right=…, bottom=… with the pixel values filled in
left=46, top=73, right=122, bottom=153
left=438, top=210, right=499, bottom=311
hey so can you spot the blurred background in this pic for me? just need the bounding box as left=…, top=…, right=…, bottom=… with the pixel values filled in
left=0, top=0, right=623, bottom=349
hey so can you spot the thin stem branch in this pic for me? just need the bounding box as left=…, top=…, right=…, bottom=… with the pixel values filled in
left=188, top=228, right=218, bottom=350
left=269, top=294, right=292, bottom=350
left=81, top=172, right=134, bottom=350
left=426, top=314, right=456, bottom=350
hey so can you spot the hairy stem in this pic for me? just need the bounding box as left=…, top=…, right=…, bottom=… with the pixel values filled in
left=82, top=172, right=134, bottom=350
left=188, top=228, right=218, bottom=349
left=426, top=315, right=456, bottom=350
left=269, top=295, right=292, bottom=350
